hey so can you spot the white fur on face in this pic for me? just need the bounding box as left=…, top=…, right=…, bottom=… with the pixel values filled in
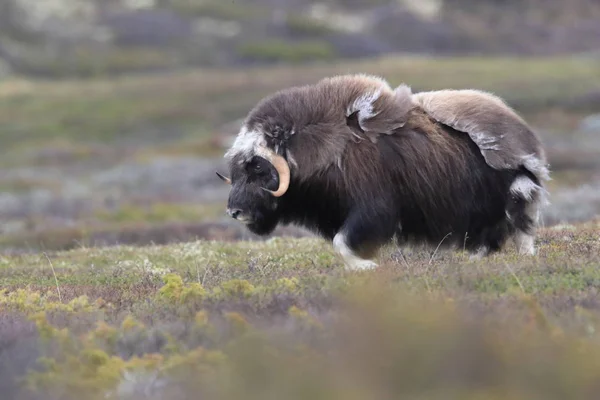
left=333, top=232, right=378, bottom=271
left=225, top=125, right=267, bottom=161
left=225, top=124, right=298, bottom=173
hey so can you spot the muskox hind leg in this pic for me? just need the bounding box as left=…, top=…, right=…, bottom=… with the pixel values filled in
left=333, top=206, right=398, bottom=271
left=506, top=174, right=545, bottom=255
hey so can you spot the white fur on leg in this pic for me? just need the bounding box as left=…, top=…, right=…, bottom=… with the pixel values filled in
left=333, top=233, right=378, bottom=271
left=469, top=246, right=489, bottom=260
left=513, top=232, right=536, bottom=255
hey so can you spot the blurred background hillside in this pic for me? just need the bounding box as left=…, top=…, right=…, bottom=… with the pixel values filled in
left=0, top=0, right=599, bottom=253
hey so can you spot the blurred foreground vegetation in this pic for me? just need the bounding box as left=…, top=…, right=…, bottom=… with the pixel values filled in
left=1, top=223, right=600, bottom=399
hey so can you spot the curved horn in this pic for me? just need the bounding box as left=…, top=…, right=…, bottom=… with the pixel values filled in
left=215, top=171, right=231, bottom=184
left=256, top=147, right=290, bottom=197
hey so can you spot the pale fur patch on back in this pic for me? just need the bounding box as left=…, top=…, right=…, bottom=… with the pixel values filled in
left=412, top=88, right=519, bottom=118
left=411, top=88, right=550, bottom=184
left=411, top=89, right=523, bottom=147
left=393, top=84, right=413, bottom=107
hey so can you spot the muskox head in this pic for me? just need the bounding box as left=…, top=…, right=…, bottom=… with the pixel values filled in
left=216, top=133, right=290, bottom=236
left=215, top=74, right=411, bottom=237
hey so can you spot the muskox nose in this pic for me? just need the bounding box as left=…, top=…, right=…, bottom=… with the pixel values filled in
left=227, top=208, right=242, bottom=219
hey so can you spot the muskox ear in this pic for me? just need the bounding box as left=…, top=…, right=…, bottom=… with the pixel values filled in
left=346, top=84, right=414, bottom=142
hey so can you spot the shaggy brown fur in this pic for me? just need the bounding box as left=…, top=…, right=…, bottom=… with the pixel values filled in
left=220, top=74, right=550, bottom=269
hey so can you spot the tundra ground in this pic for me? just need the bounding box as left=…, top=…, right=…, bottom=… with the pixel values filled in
left=1, top=222, right=600, bottom=399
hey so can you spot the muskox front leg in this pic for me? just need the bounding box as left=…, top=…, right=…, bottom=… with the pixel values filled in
left=333, top=206, right=398, bottom=271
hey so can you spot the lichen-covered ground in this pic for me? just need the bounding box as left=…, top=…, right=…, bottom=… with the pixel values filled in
left=1, top=221, right=600, bottom=400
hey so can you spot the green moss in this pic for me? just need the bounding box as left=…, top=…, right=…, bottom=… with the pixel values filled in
left=157, top=273, right=207, bottom=306
left=218, top=279, right=256, bottom=299
left=0, top=288, right=96, bottom=314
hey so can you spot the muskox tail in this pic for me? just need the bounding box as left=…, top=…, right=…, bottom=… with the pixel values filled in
left=505, top=168, right=547, bottom=255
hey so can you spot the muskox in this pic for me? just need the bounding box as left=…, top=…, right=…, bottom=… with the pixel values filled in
left=216, top=74, right=550, bottom=270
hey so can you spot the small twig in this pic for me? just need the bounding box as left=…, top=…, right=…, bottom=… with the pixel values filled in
left=429, top=232, right=453, bottom=265
left=505, top=263, right=526, bottom=294
left=201, top=265, right=211, bottom=286
left=399, top=250, right=410, bottom=267
left=422, top=276, right=432, bottom=293
left=394, top=249, right=412, bottom=276
left=43, top=252, right=62, bottom=303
